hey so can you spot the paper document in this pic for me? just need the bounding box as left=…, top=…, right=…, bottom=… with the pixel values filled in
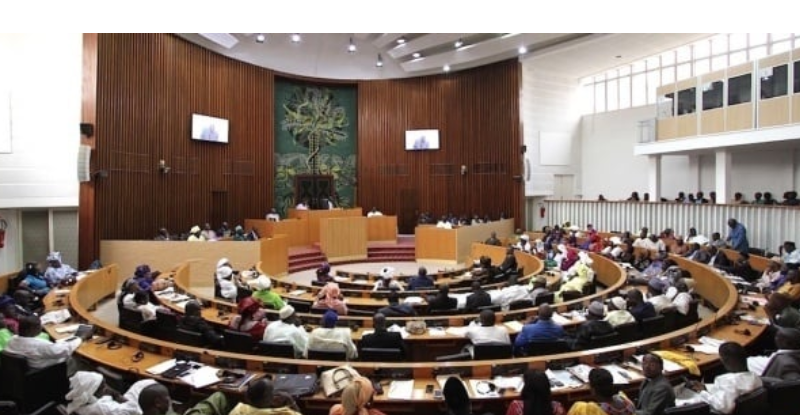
left=503, top=321, right=523, bottom=332
left=545, top=369, right=584, bottom=390
left=387, top=325, right=410, bottom=339
left=180, top=365, right=220, bottom=388
left=41, top=309, right=71, bottom=325
left=288, top=290, right=307, bottom=296
left=632, top=354, right=684, bottom=373
left=428, top=327, right=446, bottom=336
left=55, top=324, right=80, bottom=334
left=601, top=364, right=643, bottom=384
left=493, top=376, right=523, bottom=392
left=685, top=344, right=719, bottom=355
left=403, top=296, right=424, bottom=304
left=566, top=364, right=594, bottom=383
left=551, top=313, right=573, bottom=326
left=146, top=359, right=178, bottom=375
left=740, top=314, right=769, bottom=325
left=54, top=289, right=72, bottom=296
left=446, top=326, right=469, bottom=337
left=387, top=380, right=414, bottom=400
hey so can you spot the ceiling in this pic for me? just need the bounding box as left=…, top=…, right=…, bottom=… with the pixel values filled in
left=177, top=33, right=713, bottom=81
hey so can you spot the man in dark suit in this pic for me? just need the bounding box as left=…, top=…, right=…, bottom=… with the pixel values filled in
left=377, top=290, right=417, bottom=317
left=359, top=313, right=405, bottom=356
left=427, top=284, right=457, bottom=312
left=761, top=327, right=800, bottom=382
left=707, top=246, right=732, bottom=270
left=407, top=267, right=435, bottom=291
left=636, top=353, right=675, bottom=415
left=465, top=281, right=491, bottom=311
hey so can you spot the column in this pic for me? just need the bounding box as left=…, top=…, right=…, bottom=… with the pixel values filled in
left=647, top=155, right=661, bottom=202
left=715, top=149, right=731, bottom=204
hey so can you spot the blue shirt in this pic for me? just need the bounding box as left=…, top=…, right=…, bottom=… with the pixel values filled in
left=514, top=319, right=565, bottom=352
left=630, top=302, right=656, bottom=322
left=408, top=275, right=434, bottom=291
left=728, top=223, right=749, bottom=253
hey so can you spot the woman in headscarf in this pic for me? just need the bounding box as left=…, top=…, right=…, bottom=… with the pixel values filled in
left=65, top=371, right=157, bottom=415
left=505, top=369, right=565, bottom=415
left=559, top=249, right=579, bottom=272
left=313, top=282, right=348, bottom=315
left=316, top=262, right=334, bottom=284
left=44, top=251, right=78, bottom=286
left=229, top=297, right=267, bottom=340
left=329, top=376, right=386, bottom=415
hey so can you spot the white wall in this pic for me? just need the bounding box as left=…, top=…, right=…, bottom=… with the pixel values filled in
left=731, top=150, right=796, bottom=201
left=0, top=209, right=21, bottom=274
left=0, top=33, right=82, bottom=209
left=660, top=155, right=691, bottom=200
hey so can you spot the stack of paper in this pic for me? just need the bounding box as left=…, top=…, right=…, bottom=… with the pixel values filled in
left=403, top=296, right=424, bottom=304
left=55, top=324, right=80, bottom=334
left=387, top=380, right=414, bottom=400
left=493, top=376, right=524, bottom=392
left=566, top=364, right=594, bottom=383
left=41, top=309, right=72, bottom=325
left=468, top=379, right=500, bottom=398
left=740, top=314, right=769, bottom=325
left=146, top=358, right=178, bottom=375
left=601, top=364, right=643, bottom=384
left=180, top=365, right=221, bottom=388
left=545, top=369, right=584, bottom=390
left=387, top=325, right=410, bottom=339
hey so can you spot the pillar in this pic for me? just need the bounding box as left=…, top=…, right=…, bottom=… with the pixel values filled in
left=715, top=149, right=731, bottom=204
left=648, top=155, right=661, bottom=202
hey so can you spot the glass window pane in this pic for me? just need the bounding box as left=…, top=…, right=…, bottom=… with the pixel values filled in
left=702, top=81, right=724, bottom=110
left=728, top=74, right=752, bottom=105
left=712, top=55, right=727, bottom=71
left=646, top=56, right=661, bottom=70
left=647, top=70, right=660, bottom=103
left=632, top=73, right=647, bottom=107
left=795, top=61, right=800, bottom=94
left=730, top=51, right=747, bottom=66
left=581, top=84, right=594, bottom=115
left=631, top=60, right=646, bottom=73
left=693, top=60, right=709, bottom=77
left=772, top=33, right=791, bottom=41
left=607, top=79, right=618, bottom=111
left=618, top=65, right=631, bottom=77
left=595, top=83, right=606, bottom=113
left=772, top=40, right=791, bottom=54
left=750, top=33, right=768, bottom=46
left=580, top=76, right=593, bottom=86
left=619, top=76, right=631, bottom=109
left=594, top=74, right=606, bottom=83
left=676, top=45, right=692, bottom=63
left=760, top=64, right=788, bottom=99
left=694, top=39, right=711, bottom=59
left=658, top=92, right=675, bottom=119
left=662, top=66, right=675, bottom=84
left=711, top=34, right=728, bottom=55
left=677, top=88, right=697, bottom=115
left=678, top=62, right=693, bottom=80
left=730, top=33, right=748, bottom=51
left=750, top=46, right=767, bottom=61
left=661, top=51, right=676, bottom=66
left=606, top=69, right=618, bottom=79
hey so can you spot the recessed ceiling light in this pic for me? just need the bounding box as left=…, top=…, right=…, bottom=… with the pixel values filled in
left=454, top=39, right=464, bottom=49
left=376, top=54, right=383, bottom=68
left=396, top=37, right=406, bottom=45
left=291, top=33, right=301, bottom=43
left=518, top=46, right=528, bottom=55
left=348, top=37, right=357, bottom=53
left=412, top=52, right=421, bottom=59
left=443, top=64, right=450, bottom=72
left=615, top=55, right=622, bottom=59
left=255, top=34, right=265, bottom=44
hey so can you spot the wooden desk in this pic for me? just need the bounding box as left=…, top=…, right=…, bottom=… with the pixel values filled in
left=367, top=216, right=398, bottom=242
left=287, top=208, right=362, bottom=244
left=320, top=216, right=367, bottom=261
left=416, top=219, right=515, bottom=264
left=245, top=219, right=309, bottom=248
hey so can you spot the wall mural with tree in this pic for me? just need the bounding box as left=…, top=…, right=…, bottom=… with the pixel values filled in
left=274, top=79, right=357, bottom=216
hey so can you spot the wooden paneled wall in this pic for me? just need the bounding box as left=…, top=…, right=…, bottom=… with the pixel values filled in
left=83, top=34, right=523, bottom=263
left=92, top=34, right=276, bottom=242
left=357, top=60, right=523, bottom=233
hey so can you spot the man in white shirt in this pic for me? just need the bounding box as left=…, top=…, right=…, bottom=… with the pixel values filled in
left=463, top=309, right=510, bottom=357
left=367, top=207, right=383, bottom=218
left=262, top=305, right=308, bottom=358
left=66, top=371, right=157, bottom=415
left=671, top=279, right=694, bottom=315
left=683, top=342, right=762, bottom=414
left=306, top=310, right=357, bottom=359
left=646, top=279, right=673, bottom=313
left=266, top=208, right=281, bottom=222
left=782, top=241, right=800, bottom=267
left=216, top=266, right=238, bottom=301
left=604, top=296, right=636, bottom=327
left=5, top=315, right=83, bottom=370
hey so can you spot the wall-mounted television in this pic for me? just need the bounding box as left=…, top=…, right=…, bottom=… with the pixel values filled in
left=405, top=129, right=440, bottom=150
left=191, top=113, right=229, bottom=143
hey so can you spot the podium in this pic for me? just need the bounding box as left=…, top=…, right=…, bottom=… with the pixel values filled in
left=287, top=208, right=362, bottom=244
left=320, top=216, right=368, bottom=262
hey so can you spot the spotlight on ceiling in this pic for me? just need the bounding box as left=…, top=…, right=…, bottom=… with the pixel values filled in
left=291, top=33, right=301, bottom=43
left=255, top=34, right=265, bottom=44
left=518, top=45, right=528, bottom=55
left=348, top=37, right=357, bottom=53
left=454, top=39, right=464, bottom=49
left=412, top=52, right=421, bottom=59
left=396, top=37, right=406, bottom=45
left=376, top=54, right=384, bottom=68
left=443, top=64, right=451, bottom=72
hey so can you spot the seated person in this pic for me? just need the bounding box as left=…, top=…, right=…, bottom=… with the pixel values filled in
left=373, top=267, right=404, bottom=292
left=186, top=225, right=206, bottom=242
left=21, top=262, right=50, bottom=296
left=44, top=251, right=78, bottom=286
left=313, top=282, right=348, bottom=315
left=118, top=279, right=141, bottom=310
left=556, top=251, right=594, bottom=301
left=66, top=371, right=157, bottom=415
left=200, top=223, right=217, bottom=241
left=216, top=265, right=238, bottom=301
left=229, top=297, right=267, bottom=340
left=505, top=369, right=566, bottom=415
left=407, top=267, right=434, bottom=291
left=515, top=234, right=532, bottom=253
left=153, top=227, right=171, bottom=241
left=685, top=227, right=709, bottom=246
left=671, top=279, right=695, bottom=316
left=513, top=304, right=565, bottom=355
left=229, top=378, right=302, bottom=415
left=177, top=301, right=222, bottom=347
left=484, top=231, right=501, bottom=246
left=494, top=281, right=534, bottom=310
left=465, top=281, right=492, bottom=311
left=641, top=251, right=667, bottom=279
left=781, top=241, right=800, bottom=268
left=5, top=315, right=84, bottom=369
left=776, top=269, right=800, bottom=302
left=567, top=368, right=635, bottom=415
left=764, top=292, right=800, bottom=329
left=132, top=264, right=161, bottom=292
left=306, top=310, right=357, bottom=359
left=637, top=354, right=676, bottom=415
left=262, top=305, right=308, bottom=358
left=709, top=232, right=727, bottom=249
left=560, top=249, right=580, bottom=272
left=627, top=289, right=656, bottom=324
left=681, top=342, right=762, bottom=415
left=571, top=301, right=614, bottom=350
left=750, top=327, right=800, bottom=382
left=528, top=276, right=550, bottom=302
left=360, top=312, right=405, bottom=354
left=498, top=248, right=519, bottom=276
left=366, top=207, right=383, bottom=217
left=315, top=262, right=334, bottom=285
left=266, top=208, right=281, bottom=222
left=471, top=256, right=499, bottom=282
left=436, top=216, right=453, bottom=229
left=757, top=258, right=784, bottom=291
left=251, top=275, right=285, bottom=310
left=377, top=290, right=417, bottom=317
left=217, top=222, right=231, bottom=238
left=133, top=291, right=162, bottom=322
left=604, top=296, right=636, bottom=327
left=232, top=225, right=248, bottom=241
left=723, top=252, right=759, bottom=281
left=671, top=237, right=690, bottom=256
left=295, top=199, right=309, bottom=210
left=427, top=284, right=457, bottom=312
left=645, top=279, right=674, bottom=313
left=463, top=309, right=510, bottom=357
left=633, top=234, right=665, bottom=252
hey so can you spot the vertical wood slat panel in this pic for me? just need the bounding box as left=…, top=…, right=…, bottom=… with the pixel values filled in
left=357, top=60, right=523, bottom=232
left=90, top=35, right=524, bottom=244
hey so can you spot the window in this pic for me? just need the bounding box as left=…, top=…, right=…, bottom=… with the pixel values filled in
left=711, top=55, right=728, bottom=71
left=750, top=46, right=767, bottom=61
left=658, top=92, right=675, bottom=118
left=728, top=73, right=752, bottom=105
left=730, top=51, right=747, bottom=66
left=581, top=84, right=594, bottom=115
left=693, top=60, right=709, bottom=77
left=677, top=88, right=696, bottom=115
left=772, top=41, right=791, bottom=54
left=795, top=61, right=800, bottom=94
left=647, top=70, right=660, bottom=103
left=711, top=35, right=728, bottom=55
left=661, top=51, right=676, bottom=66
left=760, top=64, right=788, bottom=99
left=702, top=81, right=724, bottom=110
left=678, top=62, right=693, bottom=80
left=594, top=83, right=606, bottom=113
left=631, top=60, right=646, bottom=74
left=749, top=33, right=768, bottom=46
left=632, top=73, right=647, bottom=107
left=694, top=39, right=710, bottom=59
left=607, top=79, right=618, bottom=111
left=676, top=45, right=692, bottom=63
left=619, top=76, right=631, bottom=109
left=662, top=66, right=675, bottom=84
left=618, top=65, right=631, bottom=77
left=729, top=33, right=748, bottom=51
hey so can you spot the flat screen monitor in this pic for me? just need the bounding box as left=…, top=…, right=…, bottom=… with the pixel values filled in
left=191, top=113, right=229, bottom=143
left=405, top=129, right=439, bottom=150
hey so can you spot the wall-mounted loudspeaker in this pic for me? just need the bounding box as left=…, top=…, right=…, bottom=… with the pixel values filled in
left=80, top=123, right=94, bottom=138
left=77, top=144, right=91, bottom=182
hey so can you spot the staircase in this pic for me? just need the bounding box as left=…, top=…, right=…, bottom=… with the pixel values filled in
left=366, top=244, right=415, bottom=262
left=288, top=246, right=327, bottom=273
